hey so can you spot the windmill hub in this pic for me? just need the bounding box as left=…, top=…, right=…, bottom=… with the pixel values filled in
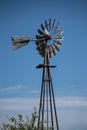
left=44, top=34, right=51, bottom=41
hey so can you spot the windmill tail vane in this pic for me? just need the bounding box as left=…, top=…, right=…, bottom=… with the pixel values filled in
left=12, top=35, right=53, bottom=50
left=11, top=19, right=64, bottom=130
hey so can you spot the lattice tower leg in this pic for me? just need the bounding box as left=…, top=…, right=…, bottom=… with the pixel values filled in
left=37, top=51, right=59, bottom=130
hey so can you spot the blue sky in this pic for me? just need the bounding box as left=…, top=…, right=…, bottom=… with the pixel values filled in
left=0, top=0, right=87, bottom=130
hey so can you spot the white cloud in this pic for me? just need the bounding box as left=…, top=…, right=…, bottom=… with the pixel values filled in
left=0, top=98, right=39, bottom=111
left=59, top=84, right=77, bottom=90
left=56, top=96, right=87, bottom=107
left=0, top=85, right=39, bottom=96
left=0, top=96, right=87, bottom=112
left=0, top=84, right=23, bottom=93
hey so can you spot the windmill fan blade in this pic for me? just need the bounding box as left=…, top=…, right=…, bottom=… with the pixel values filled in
left=12, top=36, right=30, bottom=50
left=36, top=40, right=43, bottom=46
left=41, top=24, right=45, bottom=31
left=49, top=18, right=51, bottom=31
left=58, top=31, right=64, bottom=36
left=36, top=43, right=46, bottom=57
left=44, top=28, right=50, bottom=35
left=51, top=44, right=57, bottom=55
left=38, top=29, right=45, bottom=35
left=53, top=26, right=59, bottom=35
left=56, top=22, right=60, bottom=27
left=54, top=27, right=61, bottom=35
left=52, top=19, right=55, bottom=30
left=54, top=37, right=64, bottom=42
left=53, top=41, right=62, bottom=48
left=53, top=43, right=59, bottom=51
left=36, top=35, right=45, bottom=39
left=36, top=42, right=45, bottom=48
left=45, top=20, right=48, bottom=31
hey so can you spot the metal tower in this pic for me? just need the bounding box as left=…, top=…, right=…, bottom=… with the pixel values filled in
left=11, top=19, right=64, bottom=130
left=36, top=51, right=59, bottom=130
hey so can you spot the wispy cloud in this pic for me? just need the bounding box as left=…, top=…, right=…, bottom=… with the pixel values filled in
left=0, top=85, right=39, bottom=95
left=59, top=84, right=77, bottom=91
left=0, top=96, right=87, bottom=111
left=56, top=96, right=87, bottom=107
left=0, top=98, right=39, bottom=111
left=0, top=85, right=23, bottom=93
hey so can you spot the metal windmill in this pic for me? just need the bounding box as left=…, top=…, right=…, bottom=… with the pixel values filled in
left=12, top=19, right=64, bottom=130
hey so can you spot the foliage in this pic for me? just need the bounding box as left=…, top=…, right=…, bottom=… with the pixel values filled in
left=0, top=108, right=52, bottom=130
left=1, top=108, right=38, bottom=130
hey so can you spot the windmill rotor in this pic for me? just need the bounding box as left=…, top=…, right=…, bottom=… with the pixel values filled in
left=35, top=19, right=64, bottom=58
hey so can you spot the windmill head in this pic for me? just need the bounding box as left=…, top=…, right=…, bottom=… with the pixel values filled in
left=11, top=19, right=64, bottom=58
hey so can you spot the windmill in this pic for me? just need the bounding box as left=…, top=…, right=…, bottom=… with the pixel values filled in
left=12, top=19, right=64, bottom=130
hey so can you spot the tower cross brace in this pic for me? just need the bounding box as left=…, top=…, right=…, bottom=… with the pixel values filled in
left=37, top=49, right=59, bottom=130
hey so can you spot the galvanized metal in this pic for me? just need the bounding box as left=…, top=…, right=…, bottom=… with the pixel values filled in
left=37, top=48, right=59, bottom=130
left=35, top=19, right=63, bottom=58
left=12, top=36, right=30, bottom=50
